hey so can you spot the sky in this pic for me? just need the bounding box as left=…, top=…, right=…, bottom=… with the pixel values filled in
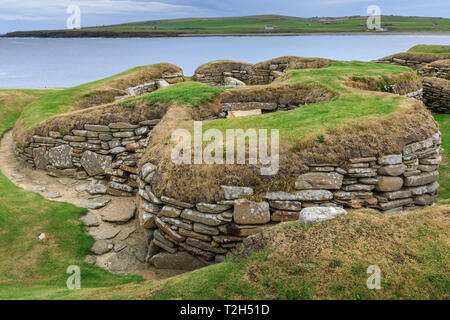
left=0, top=0, right=449, bottom=34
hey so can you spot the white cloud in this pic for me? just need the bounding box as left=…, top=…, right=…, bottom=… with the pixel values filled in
left=0, top=14, right=55, bottom=21
left=312, top=0, right=372, bottom=5
left=0, top=0, right=206, bottom=21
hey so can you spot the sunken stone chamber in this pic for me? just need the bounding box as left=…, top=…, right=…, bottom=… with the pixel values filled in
left=13, top=119, right=160, bottom=197
left=137, top=132, right=442, bottom=265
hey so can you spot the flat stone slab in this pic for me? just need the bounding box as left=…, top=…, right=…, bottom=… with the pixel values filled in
left=299, top=207, right=348, bottom=225
left=107, top=248, right=134, bottom=272
left=181, top=209, right=224, bottom=226
left=94, top=228, right=120, bottom=240
left=227, top=109, right=262, bottom=118
left=45, top=192, right=62, bottom=199
left=149, top=251, right=206, bottom=270
left=75, top=184, right=89, bottom=193
left=196, top=203, right=232, bottom=214
left=404, top=171, right=439, bottom=187
left=80, top=213, right=100, bottom=227
left=269, top=201, right=302, bottom=212
left=31, top=186, right=46, bottom=192
left=295, top=172, right=343, bottom=190
left=80, top=151, right=112, bottom=176
left=376, top=177, right=404, bottom=192
left=87, top=183, right=107, bottom=195
left=263, top=190, right=333, bottom=201
left=11, top=174, right=24, bottom=181
left=100, top=199, right=136, bottom=223
left=221, top=186, right=254, bottom=200
left=87, top=198, right=111, bottom=210
left=234, top=200, right=271, bottom=225
left=92, top=240, right=113, bottom=255
left=47, top=145, right=73, bottom=169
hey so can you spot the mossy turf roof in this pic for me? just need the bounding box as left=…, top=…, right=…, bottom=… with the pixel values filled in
left=118, top=82, right=228, bottom=109
left=13, top=58, right=438, bottom=204
left=0, top=93, right=449, bottom=300
left=203, top=61, right=415, bottom=146
left=19, top=63, right=181, bottom=130
left=408, top=44, right=450, bottom=54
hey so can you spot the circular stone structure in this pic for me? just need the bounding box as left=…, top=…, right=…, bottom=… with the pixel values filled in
left=11, top=57, right=443, bottom=270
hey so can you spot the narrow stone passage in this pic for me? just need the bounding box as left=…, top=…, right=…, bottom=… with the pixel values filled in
left=0, top=130, right=184, bottom=280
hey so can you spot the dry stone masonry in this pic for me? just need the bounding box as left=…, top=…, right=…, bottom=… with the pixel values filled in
left=422, top=77, right=450, bottom=114
left=377, top=54, right=450, bottom=113
left=137, top=132, right=442, bottom=265
left=194, top=57, right=332, bottom=87
left=194, top=61, right=252, bottom=86
left=124, top=73, right=183, bottom=97
left=13, top=119, right=161, bottom=197
left=419, top=60, right=450, bottom=80
left=377, top=53, right=450, bottom=70
left=10, top=57, right=445, bottom=270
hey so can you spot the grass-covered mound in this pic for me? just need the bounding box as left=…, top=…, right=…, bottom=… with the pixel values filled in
left=1, top=79, right=449, bottom=301
left=13, top=81, right=226, bottom=149
left=142, top=61, right=438, bottom=203
left=17, top=63, right=182, bottom=131
left=252, top=56, right=334, bottom=71
left=379, top=45, right=450, bottom=68
left=0, top=90, right=48, bottom=135
left=195, top=60, right=253, bottom=74
left=194, top=57, right=334, bottom=76
left=426, top=59, right=450, bottom=69
left=10, top=59, right=439, bottom=204
left=0, top=90, right=143, bottom=299
left=408, top=45, right=450, bottom=55
left=64, top=205, right=449, bottom=300
left=12, top=63, right=183, bottom=147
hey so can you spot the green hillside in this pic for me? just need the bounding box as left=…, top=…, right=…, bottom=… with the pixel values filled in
left=4, top=15, right=450, bottom=37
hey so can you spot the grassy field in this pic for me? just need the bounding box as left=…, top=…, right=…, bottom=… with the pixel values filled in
left=4, top=15, right=450, bottom=37
left=435, top=114, right=450, bottom=203
left=409, top=45, right=450, bottom=54
left=0, top=89, right=143, bottom=299
left=100, top=15, right=450, bottom=33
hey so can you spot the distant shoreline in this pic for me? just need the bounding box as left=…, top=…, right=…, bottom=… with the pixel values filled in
left=2, top=31, right=450, bottom=38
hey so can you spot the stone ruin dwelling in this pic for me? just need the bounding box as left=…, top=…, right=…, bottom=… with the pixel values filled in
left=10, top=56, right=444, bottom=272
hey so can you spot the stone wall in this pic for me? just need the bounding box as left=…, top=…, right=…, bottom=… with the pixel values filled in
left=419, top=60, right=450, bottom=80
left=194, top=57, right=333, bottom=86
left=377, top=54, right=449, bottom=113
left=194, top=60, right=291, bottom=86
left=422, top=77, right=450, bottom=114
left=193, top=61, right=252, bottom=86
left=246, top=60, right=291, bottom=85
left=124, top=73, right=184, bottom=97
left=137, top=132, right=442, bottom=264
left=13, top=119, right=160, bottom=197
left=377, top=53, right=450, bottom=70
